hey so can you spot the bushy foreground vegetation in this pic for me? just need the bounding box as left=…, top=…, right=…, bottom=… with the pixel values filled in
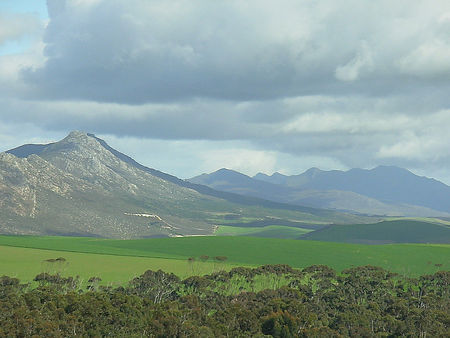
left=1, top=264, right=448, bottom=337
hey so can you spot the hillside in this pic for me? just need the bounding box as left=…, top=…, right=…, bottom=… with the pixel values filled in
left=190, top=168, right=449, bottom=217
left=299, top=220, right=450, bottom=244
left=0, top=132, right=367, bottom=238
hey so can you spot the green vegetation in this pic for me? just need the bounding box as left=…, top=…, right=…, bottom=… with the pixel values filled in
left=0, top=265, right=448, bottom=337
left=0, top=235, right=448, bottom=283
left=214, top=225, right=312, bottom=238
left=300, top=220, right=450, bottom=244
left=1, top=234, right=448, bottom=336
left=0, top=246, right=226, bottom=285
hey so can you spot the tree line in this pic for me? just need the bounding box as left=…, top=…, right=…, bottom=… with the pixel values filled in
left=0, top=264, right=448, bottom=337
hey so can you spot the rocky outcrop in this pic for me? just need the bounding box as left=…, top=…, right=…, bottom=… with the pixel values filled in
left=0, top=132, right=211, bottom=238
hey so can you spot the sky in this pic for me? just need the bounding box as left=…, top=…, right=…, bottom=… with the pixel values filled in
left=0, top=0, right=449, bottom=183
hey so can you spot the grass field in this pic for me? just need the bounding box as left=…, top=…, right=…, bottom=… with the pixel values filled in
left=0, top=245, right=224, bottom=285
left=214, top=225, right=311, bottom=238
left=0, top=235, right=448, bottom=284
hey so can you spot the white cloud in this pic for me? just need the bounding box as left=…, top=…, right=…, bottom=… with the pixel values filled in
left=335, top=41, right=374, bottom=81
left=398, top=39, right=450, bottom=78
left=377, top=133, right=435, bottom=160
left=376, top=110, right=450, bottom=162
left=282, top=112, right=412, bottom=134
left=0, top=13, right=42, bottom=45
left=396, top=9, right=450, bottom=79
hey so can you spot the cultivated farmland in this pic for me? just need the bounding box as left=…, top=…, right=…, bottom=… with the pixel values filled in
left=0, top=235, right=448, bottom=284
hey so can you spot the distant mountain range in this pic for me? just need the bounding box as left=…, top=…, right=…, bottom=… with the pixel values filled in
left=189, top=167, right=450, bottom=217
left=0, top=131, right=367, bottom=238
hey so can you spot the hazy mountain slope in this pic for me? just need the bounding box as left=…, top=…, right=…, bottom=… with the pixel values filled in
left=299, top=220, right=450, bottom=244
left=255, top=166, right=450, bottom=213
left=189, top=168, right=292, bottom=201
left=1, top=131, right=367, bottom=238
left=190, top=169, right=449, bottom=217
left=287, top=190, right=449, bottom=217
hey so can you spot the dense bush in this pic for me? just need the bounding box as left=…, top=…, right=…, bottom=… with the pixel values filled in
left=0, top=265, right=448, bottom=337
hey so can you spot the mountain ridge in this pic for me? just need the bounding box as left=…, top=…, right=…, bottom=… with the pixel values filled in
left=253, top=166, right=450, bottom=213
left=189, top=167, right=450, bottom=217
left=1, top=131, right=368, bottom=238
left=7, top=133, right=345, bottom=215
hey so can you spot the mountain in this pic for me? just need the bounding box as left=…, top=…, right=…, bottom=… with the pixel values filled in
left=190, top=168, right=450, bottom=217
left=189, top=168, right=292, bottom=201
left=0, top=131, right=366, bottom=238
left=254, top=166, right=450, bottom=214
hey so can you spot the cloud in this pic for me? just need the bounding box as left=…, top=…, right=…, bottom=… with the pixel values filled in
left=0, top=13, right=42, bottom=45
left=1, top=0, right=450, bottom=185
left=0, top=41, right=45, bottom=96
left=397, top=11, right=450, bottom=79
left=335, top=41, right=374, bottom=81
left=398, top=39, right=450, bottom=79
left=283, top=110, right=415, bottom=135
left=15, top=0, right=448, bottom=103
left=2, top=95, right=449, bottom=166
left=376, top=110, right=450, bottom=162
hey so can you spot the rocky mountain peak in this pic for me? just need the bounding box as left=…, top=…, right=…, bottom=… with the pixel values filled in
left=4, top=131, right=110, bottom=167
left=64, top=130, right=92, bottom=143
left=67, top=130, right=88, bottom=139
left=38, top=132, right=125, bottom=176
left=52, top=131, right=103, bottom=152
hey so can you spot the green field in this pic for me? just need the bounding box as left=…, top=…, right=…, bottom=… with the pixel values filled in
left=215, top=225, right=311, bottom=238
left=0, top=235, right=448, bottom=284
left=301, top=220, right=450, bottom=244
left=0, top=245, right=225, bottom=285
